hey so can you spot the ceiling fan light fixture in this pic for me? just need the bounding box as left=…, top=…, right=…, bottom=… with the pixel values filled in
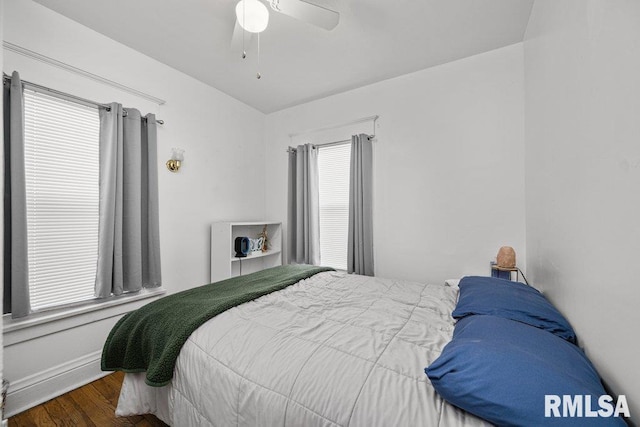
left=236, top=0, right=269, bottom=33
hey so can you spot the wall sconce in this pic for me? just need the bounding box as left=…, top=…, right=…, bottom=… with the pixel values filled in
left=166, top=148, right=184, bottom=173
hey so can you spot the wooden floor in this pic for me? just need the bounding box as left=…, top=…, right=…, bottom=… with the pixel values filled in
left=9, top=372, right=168, bottom=426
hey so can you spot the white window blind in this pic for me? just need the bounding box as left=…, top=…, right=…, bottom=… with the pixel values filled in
left=23, top=89, right=100, bottom=311
left=318, top=143, right=351, bottom=270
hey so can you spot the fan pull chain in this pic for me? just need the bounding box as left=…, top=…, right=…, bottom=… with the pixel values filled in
left=242, top=0, right=247, bottom=59
left=242, top=34, right=246, bottom=59
left=256, top=32, right=261, bottom=79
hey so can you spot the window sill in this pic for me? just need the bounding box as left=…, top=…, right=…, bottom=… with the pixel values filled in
left=3, top=288, right=166, bottom=346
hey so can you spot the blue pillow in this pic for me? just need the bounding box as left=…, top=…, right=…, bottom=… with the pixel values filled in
left=452, top=276, right=577, bottom=343
left=426, top=315, right=626, bottom=426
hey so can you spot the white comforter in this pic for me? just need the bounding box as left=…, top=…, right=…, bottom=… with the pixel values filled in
left=116, top=271, right=490, bottom=426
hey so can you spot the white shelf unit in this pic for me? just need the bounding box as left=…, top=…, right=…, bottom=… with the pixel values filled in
left=210, top=221, right=283, bottom=282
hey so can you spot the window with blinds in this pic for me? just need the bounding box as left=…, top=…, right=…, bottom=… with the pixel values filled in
left=317, top=143, right=351, bottom=270
left=23, top=89, right=100, bottom=311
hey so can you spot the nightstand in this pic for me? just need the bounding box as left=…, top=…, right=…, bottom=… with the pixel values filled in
left=491, top=265, right=520, bottom=282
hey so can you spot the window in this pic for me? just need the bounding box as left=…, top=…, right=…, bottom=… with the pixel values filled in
left=317, top=143, right=351, bottom=270
left=23, top=89, right=100, bottom=311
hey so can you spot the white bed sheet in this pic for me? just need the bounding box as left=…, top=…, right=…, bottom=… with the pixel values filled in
left=116, top=271, right=490, bottom=426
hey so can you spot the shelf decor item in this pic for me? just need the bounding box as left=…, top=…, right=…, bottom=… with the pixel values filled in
left=496, top=246, right=516, bottom=268
left=249, top=237, right=265, bottom=252
left=234, top=236, right=251, bottom=257
left=258, top=224, right=269, bottom=253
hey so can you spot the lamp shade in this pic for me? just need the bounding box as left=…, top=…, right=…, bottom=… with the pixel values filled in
left=171, top=147, right=184, bottom=162
left=236, top=0, right=269, bottom=33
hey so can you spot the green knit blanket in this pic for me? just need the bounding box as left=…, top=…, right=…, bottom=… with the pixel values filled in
left=101, top=264, right=333, bottom=386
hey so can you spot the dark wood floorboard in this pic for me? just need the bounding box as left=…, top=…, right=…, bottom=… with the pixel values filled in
left=9, top=372, right=168, bottom=427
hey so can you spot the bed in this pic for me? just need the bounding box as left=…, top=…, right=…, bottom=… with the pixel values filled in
left=106, top=267, right=626, bottom=426
left=110, top=268, right=490, bottom=426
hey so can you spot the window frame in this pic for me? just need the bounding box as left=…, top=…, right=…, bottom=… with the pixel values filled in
left=3, top=287, right=166, bottom=345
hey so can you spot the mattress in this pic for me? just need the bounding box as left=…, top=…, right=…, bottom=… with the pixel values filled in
left=116, top=271, right=490, bottom=426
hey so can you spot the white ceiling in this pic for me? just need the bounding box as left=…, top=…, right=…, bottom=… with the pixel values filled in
left=32, top=0, right=534, bottom=114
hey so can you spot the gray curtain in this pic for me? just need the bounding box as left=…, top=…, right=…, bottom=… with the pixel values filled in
left=287, top=144, right=320, bottom=265
left=3, top=71, right=31, bottom=317
left=95, top=104, right=161, bottom=297
left=347, top=134, right=374, bottom=276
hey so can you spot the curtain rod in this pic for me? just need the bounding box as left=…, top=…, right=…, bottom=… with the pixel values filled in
left=3, top=73, right=165, bottom=125
left=286, top=134, right=375, bottom=153
left=288, top=115, right=379, bottom=139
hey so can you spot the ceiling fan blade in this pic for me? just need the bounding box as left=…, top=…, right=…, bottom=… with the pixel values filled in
left=231, top=20, right=254, bottom=52
left=269, top=0, right=339, bottom=30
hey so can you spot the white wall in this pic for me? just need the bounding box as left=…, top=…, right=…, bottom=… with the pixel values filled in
left=2, top=0, right=266, bottom=415
left=524, top=0, right=640, bottom=418
left=265, top=44, right=526, bottom=284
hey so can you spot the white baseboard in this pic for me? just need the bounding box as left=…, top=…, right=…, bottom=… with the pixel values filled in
left=5, top=350, right=109, bottom=418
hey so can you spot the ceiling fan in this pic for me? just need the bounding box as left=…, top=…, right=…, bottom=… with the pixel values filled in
left=231, top=0, right=340, bottom=68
